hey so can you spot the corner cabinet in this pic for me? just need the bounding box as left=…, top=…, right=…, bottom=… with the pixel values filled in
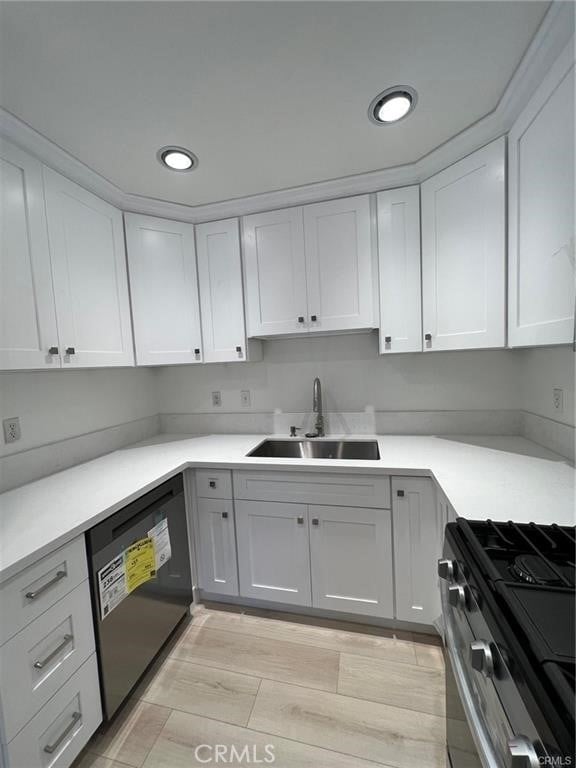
left=377, top=186, right=422, bottom=354
left=421, top=138, right=506, bottom=351
left=196, top=218, right=261, bottom=363
left=43, top=169, right=134, bottom=368
left=508, top=47, right=575, bottom=347
left=392, top=477, right=443, bottom=626
left=196, top=498, right=239, bottom=597
left=0, top=140, right=59, bottom=370
left=242, top=195, right=376, bottom=337
left=125, top=214, right=202, bottom=366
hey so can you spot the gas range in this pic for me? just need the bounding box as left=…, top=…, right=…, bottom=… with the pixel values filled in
left=440, top=519, right=575, bottom=768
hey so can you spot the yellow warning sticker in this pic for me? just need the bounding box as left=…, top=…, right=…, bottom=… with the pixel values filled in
left=124, top=537, right=156, bottom=593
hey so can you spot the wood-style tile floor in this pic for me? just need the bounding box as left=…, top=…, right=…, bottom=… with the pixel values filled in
left=74, top=604, right=446, bottom=768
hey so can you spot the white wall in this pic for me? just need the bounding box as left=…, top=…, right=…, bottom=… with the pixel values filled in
left=519, top=347, right=575, bottom=427
left=157, top=333, right=520, bottom=418
left=0, top=368, right=159, bottom=457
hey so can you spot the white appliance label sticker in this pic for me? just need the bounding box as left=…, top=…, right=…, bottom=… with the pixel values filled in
left=148, top=518, right=172, bottom=571
left=97, top=553, right=127, bottom=620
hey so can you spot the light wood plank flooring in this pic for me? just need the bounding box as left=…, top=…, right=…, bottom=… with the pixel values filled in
left=75, top=604, right=446, bottom=768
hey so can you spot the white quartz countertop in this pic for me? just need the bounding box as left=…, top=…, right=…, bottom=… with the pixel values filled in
left=1, top=433, right=574, bottom=584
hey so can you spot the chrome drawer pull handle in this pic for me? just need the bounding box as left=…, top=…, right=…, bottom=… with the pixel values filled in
left=43, top=711, right=81, bottom=754
left=34, top=634, right=73, bottom=669
left=25, top=570, right=67, bottom=600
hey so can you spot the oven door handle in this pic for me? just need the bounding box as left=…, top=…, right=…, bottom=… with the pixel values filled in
left=443, top=593, right=501, bottom=768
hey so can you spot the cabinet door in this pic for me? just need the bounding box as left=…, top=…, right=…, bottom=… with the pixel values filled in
left=304, top=195, right=375, bottom=332
left=196, top=498, right=238, bottom=596
left=309, top=505, right=393, bottom=618
left=392, top=477, right=442, bottom=625
left=421, top=139, right=506, bottom=351
left=125, top=214, right=202, bottom=365
left=0, top=140, right=60, bottom=370
left=377, top=186, right=422, bottom=354
left=235, top=500, right=311, bottom=606
left=197, top=218, right=247, bottom=363
left=43, top=169, right=134, bottom=367
left=242, top=207, right=308, bottom=337
left=508, top=57, right=575, bottom=347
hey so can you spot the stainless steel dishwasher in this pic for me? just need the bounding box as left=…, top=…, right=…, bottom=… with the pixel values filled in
left=86, top=474, right=192, bottom=720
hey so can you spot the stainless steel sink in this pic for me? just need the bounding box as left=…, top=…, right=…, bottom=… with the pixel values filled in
left=247, top=439, right=380, bottom=460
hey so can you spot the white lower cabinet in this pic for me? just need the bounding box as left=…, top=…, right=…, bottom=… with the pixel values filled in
left=235, top=501, right=312, bottom=606
left=392, top=477, right=443, bottom=625
left=309, top=505, right=393, bottom=617
left=5, top=654, right=101, bottom=768
left=196, top=498, right=239, bottom=597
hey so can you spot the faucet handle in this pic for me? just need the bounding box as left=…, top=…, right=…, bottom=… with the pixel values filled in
left=289, top=426, right=302, bottom=437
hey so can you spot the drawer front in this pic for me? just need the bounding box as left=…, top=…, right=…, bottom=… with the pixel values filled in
left=5, top=654, right=102, bottom=768
left=196, top=469, right=232, bottom=499
left=0, top=537, right=88, bottom=645
left=0, top=581, right=95, bottom=741
left=233, top=471, right=391, bottom=509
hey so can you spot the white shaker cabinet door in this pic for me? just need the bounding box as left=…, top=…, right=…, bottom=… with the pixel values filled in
left=197, top=218, right=259, bottom=363
left=242, top=207, right=308, bottom=337
left=0, top=140, right=60, bottom=370
left=421, top=138, right=506, bottom=351
left=309, top=505, right=394, bottom=618
left=508, top=53, right=575, bottom=347
left=377, top=186, right=422, bottom=354
left=235, top=500, right=311, bottom=606
left=196, top=498, right=239, bottom=596
left=125, top=214, right=202, bottom=365
left=43, top=169, right=134, bottom=367
left=392, top=477, right=441, bottom=626
left=303, top=195, right=375, bottom=332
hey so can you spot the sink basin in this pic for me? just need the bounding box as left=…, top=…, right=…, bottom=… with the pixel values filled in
left=247, top=439, right=380, bottom=461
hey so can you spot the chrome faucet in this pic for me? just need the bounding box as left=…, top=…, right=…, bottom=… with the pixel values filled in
left=305, top=377, right=325, bottom=438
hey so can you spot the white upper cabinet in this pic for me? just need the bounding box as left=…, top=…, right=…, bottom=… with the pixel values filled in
left=0, top=140, right=60, bottom=370
left=196, top=218, right=261, bottom=363
left=421, top=138, right=506, bottom=351
left=125, top=214, right=202, bottom=366
left=44, top=169, right=134, bottom=367
left=377, top=186, right=422, bottom=354
left=303, top=195, right=375, bottom=332
left=243, top=207, right=308, bottom=337
left=243, top=197, right=375, bottom=337
left=508, top=51, right=575, bottom=347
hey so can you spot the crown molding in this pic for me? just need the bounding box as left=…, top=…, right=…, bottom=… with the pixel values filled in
left=1, top=0, right=573, bottom=224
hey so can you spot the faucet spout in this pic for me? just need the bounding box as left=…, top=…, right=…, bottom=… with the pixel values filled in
left=306, top=377, right=325, bottom=438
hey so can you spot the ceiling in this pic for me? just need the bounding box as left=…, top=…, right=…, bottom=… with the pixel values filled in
left=0, top=1, right=549, bottom=207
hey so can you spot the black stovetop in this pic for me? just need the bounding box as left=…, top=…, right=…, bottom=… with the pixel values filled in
left=451, top=518, right=575, bottom=758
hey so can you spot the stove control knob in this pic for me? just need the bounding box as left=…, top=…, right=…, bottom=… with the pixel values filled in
left=470, top=640, right=494, bottom=678
left=437, top=559, right=456, bottom=581
left=507, top=736, right=540, bottom=768
left=448, top=584, right=466, bottom=609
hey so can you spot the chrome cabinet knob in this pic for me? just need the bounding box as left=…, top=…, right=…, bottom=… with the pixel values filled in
left=448, top=584, right=466, bottom=609
left=437, top=558, right=455, bottom=581
left=507, top=736, right=540, bottom=768
left=470, top=640, right=494, bottom=678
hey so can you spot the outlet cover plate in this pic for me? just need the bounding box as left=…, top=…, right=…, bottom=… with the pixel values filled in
left=553, top=388, right=564, bottom=412
left=3, top=417, right=21, bottom=444
left=241, top=390, right=251, bottom=408
left=212, top=391, right=222, bottom=407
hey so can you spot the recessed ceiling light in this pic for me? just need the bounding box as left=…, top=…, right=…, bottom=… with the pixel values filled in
left=368, top=86, right=417, bottom=125
left=157, top=146, right=198, bottom=172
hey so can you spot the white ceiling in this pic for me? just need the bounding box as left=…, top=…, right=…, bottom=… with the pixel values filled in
left=0, top=1, right=549, bottom=207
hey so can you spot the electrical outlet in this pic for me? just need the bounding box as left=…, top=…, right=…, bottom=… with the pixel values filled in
left=240, top=390, right=251, bottom=408
left=212, top=391, right=222, bottom=407
left=553, top=388, right=564, bottom=412
left=3, top=417, right=21, bottom=444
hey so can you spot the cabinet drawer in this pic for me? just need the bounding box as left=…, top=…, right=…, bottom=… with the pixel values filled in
left=233, top=471, right=391, bottom=509
left=0, top=581, right=95, bottom=741
left=0, top=538, right=88, bottom=645
left=5, top=654, right=102, bottom=768
left=196, top=469, right=232, bottom=499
